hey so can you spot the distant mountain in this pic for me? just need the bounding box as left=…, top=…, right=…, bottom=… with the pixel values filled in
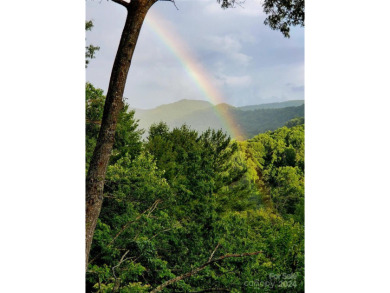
left=132, top=99, right=213, bottom=123
left=132, top=99, right=304, bottom=140
left=236, top=105, right=304, bottom=138
left=239, top=100, right=304, bottom=111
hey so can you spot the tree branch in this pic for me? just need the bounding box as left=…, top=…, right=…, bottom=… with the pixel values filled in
left=110, top=199, right=161, bottom=245
left=190, top=289, right=230, bottom=293
left=112, top=250, right=131, bottom=291
left=111, top=0, right=129, bottom=8
left=150, top=251, right=262, bottom=293
left=112, top=250, right=130, bottom=279
left=88, top=199, right=161, bottom=265
left=159, top=0, right=179, bottom=10
left=148, top=227, right=174, bottom=240
left=208, top=243, right=220, bottom=262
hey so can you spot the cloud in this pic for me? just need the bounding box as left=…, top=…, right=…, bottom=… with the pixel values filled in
left=86, top=0, right=304, bottom=109
left=207, top=35, right=242, bottom=52
left=216, top=74, right=253, bottom=87
left=203, top=35, right=252, bottom=66
left=291, top=85, right=305, bottom=92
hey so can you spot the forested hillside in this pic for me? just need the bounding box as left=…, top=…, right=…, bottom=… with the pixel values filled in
left=133, top=99, right=304, bottom=140
left=238, top=100, right=304, bottom=111
left=86, top=83, right=304, bottom=292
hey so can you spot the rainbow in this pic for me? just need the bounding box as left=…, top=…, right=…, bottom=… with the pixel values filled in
left=144, top=10, right=244, bottom=140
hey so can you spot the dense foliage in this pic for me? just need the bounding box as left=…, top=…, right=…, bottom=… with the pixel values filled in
left=236, top=105, right=304, bottom=139
left=285, top=117, right=304, bottom=128
left=248, top=125, right=305, bottom=223
left=263, top=0, right=305, bottom=38
left=86, top=83, right=304, bottom=292
left=217, top=0, right=304, bottom=38
left=86, top=82, right=143, bottom=171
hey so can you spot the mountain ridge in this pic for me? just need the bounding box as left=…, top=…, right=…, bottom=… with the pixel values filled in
left=238, top=100, right=304, bottom=111
left=131, top=99, right=304, bottom=140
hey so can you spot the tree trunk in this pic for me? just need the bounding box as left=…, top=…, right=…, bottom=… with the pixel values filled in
left=85, top=0, right=156, bottom=270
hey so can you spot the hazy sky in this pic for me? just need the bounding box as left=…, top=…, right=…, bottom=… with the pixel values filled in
left=86, top=0, right=304, bottom=109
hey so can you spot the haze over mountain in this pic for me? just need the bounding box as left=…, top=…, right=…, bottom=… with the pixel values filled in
left=132, top=99, right=304, bottom=140
left=239, top=100, right=304, bottom=111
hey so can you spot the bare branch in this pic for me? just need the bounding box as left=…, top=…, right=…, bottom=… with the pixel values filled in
left=86, top=119, right=101, bottom=125
left=111, top=0, right=129, bottom=8
left=111, top=250, right=130, bottom=291
left=176, top=289, right=229, bottom=293
left=150, top=251, right=262, bottom=293
left=112, top=250, right=130, bottom=279
left=148, top=227, right=174, bottom=240
left=110, top=199, right=161, bottom=245
left=208, top=243, right=221, bottom=262
left=88, top=200, right=162, bottom=265
left=190, top=289, right=230, bottom=293
left=159, top=0, right=179, bottom=10
left=147, top=199, right=161, bottom=216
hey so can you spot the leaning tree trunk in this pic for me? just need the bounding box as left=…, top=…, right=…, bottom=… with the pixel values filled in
left=86, top=0, right=157, bottom=270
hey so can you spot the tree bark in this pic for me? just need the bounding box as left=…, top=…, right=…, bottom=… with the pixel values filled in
left=85, top=0, right=157, bottom=270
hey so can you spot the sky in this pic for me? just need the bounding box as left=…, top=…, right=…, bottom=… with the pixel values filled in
left=86, top=0, right=304, bottom=109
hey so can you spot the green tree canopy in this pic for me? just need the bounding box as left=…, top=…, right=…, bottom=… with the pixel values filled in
left=86, top=120, right=305, bottom=292
left=86, top=82, right=143, bottom=171
left=85, top=20, right=100, bottom=67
